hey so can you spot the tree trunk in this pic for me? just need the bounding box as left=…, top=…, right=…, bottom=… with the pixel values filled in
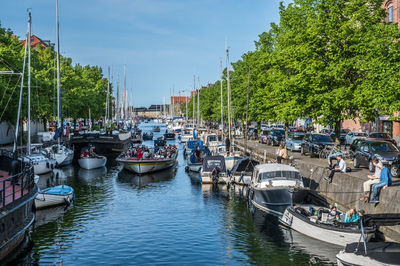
left=285, top=122, right=289, bottom=138
left=334, top=121, right=341, bottom=145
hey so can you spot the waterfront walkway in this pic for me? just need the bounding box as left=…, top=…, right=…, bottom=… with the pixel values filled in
left=234, top=137, right=400, bottom=241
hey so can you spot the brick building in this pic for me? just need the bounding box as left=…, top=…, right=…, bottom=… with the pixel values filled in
left=22, top=35, right=54, bottom=50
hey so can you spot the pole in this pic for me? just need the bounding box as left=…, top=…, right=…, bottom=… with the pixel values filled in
left=226, top=48, right=231, bottom=153
left=27, top=10, right=32, bottom=155
left=185, top=92, right=188, bottom=121
left=106, top=66, right=110, bottom=126
left=14, top=12, right=29, bottom=153
left=197, top=76, right=200, bottom=126
left=193, top=75, right=195, bottom=125
left=56, top=0, right=62, bottom=147
left=116, top=74, right=119, bottom=121
left=220, top=59, right=224, bottom=140
left=124, top=64, right=127, bottom=119
left=245, top=68, right=250, bottom=153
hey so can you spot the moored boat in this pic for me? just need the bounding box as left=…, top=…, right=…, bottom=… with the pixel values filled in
left=280, top=206, right=375, bottom=246
left=164, top=131, right=175, bottom=140
left=78, top=156, right=107, bottom=169
left=184, top=140, right=203, bottom=159
left=248, top=163, right=308, bottom=217
left=200, top=155, right=228, bottom=184
left=21, top=153, right=56, bottom=175
left=142, top=132, right=154, bottom=141
left=34, top=185, right=74, bottom=209
left=230, top=157, right=259, bottom=185
left=43, top=144, right=74, bottom=166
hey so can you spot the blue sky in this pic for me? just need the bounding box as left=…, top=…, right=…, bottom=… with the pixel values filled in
left=1, top=0, right=289, bottom=107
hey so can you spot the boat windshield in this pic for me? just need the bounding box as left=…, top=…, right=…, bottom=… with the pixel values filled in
left=208, top=135, right=217, bottom=142
left=259, top=171, right=301, bottom=181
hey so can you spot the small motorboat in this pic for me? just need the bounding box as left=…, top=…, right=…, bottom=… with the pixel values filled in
left=43, top=144, right=74, bottom=166
left=336, top=213, right=400, bottom=266
left=280, top=205, right=375, bottom=246
left=153, top=126, right=161, bottom=132
left=248, top=163, right=308, bottom=218
left=78, top=146, right=107, bottom=170
left=164, top=131, right=175, bottom=140
left=21, top=153, right=56, bottom=175
left=34, top=185, right=74, bottom=209
left=200, top=155, right=228, bottom=184
left=230, top=157, right=259, bottom=185
left=180, top=129, right=194, bottom=143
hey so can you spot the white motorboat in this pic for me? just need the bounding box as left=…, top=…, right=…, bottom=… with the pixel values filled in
left=248, top=164, right=308, bottom=217
left=184, top=140, right=204, bottom=159
left=200, top=155, right=228, bottom=184
left=117, top=152, right=178, bottom=174
left=78, top=156, right=107, bottom=170
left=280, top=206, right=375, bottom=246
left=180, top=129, right=193, bottom=143
left=21, top=154, right=56, bottom=175
left=230, top=157, right=259, bottom=185
left=204, top=133, right=221, bottom=153
left=213, top=144, right=242, bottom=170
left=44, top=144, right=74, bottom=166
left=34, top=185, right=74, bottom=209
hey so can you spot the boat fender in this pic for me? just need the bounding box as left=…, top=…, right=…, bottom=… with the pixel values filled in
left=51, top=164, right=54, bottom=169
left=185, top=166, right=189, bottom=172
left=46, top=162, right=50, bottom=168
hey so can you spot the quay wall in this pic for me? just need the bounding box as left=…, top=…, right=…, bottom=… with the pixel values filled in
left=234, top=138, right=400, bottom=242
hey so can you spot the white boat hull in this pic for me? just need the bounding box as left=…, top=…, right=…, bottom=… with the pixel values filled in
left=78, top=156, right=107, bottom=170
left=35, top=192, right=74, bottom=209
left=225, top=155, right=241, bottom=170
left=122, top=160, right=176, bottom=174
left=187, top=162, right=202, bottom=172
left=280, top=209, right=373, bottom=247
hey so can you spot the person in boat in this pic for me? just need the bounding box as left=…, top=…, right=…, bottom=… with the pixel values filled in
left=81, top=148, right=90, bottom=158
left=137, top=149, right=143, bottom=159
left=360, top=158, right=382, bottom=202
left=225, top=136, right=231, bottom=153
left=195, top=147, right=201, bottom=162
left=275, top=144, right=288, bottom=164
left=324, top=154, right=346, bottom=183
left=344, top=208, right=359, bottom=223
left=328, top=206, right=340, bottom=220
left=369, top=164, right=392, bottom=204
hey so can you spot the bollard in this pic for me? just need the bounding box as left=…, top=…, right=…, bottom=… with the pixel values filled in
left=263, top=150, right=266, bottom=163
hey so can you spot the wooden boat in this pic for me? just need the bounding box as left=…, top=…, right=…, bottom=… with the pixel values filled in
left=230, top=157, right=259, bottom=185
left=34, top=185, right=74, bottom=209
left=280, top=206, right=375, bottom=246
left=248, top=164, right=308, bottom=217
left=200, top=155, right=228, bottom=184
left=117, top=151, right=178, bottom=174
left=78, top=156, right=107, bottom=169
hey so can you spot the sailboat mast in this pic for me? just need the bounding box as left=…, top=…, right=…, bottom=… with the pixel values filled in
left=56, top=0, right=61, bottom=146
left=27, top=11, right=32, bottom=155
left=193, top=75, right=195, bottom=125
left=226, top=48, right=231, bottom=151
left=220, top=59, right=224, bottom=140
left=197, top=76, right=200, bottom=126
left=124, top=64, right=127, bottom=120
left=116, top=74, right=119, bottom=121
left=14, top=12, right=29, bottom=153
left=106, top=66, right=110, bottom=125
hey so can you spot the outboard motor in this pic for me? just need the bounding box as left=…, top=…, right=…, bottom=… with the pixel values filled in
left=211, top=167, right=221, bottom=184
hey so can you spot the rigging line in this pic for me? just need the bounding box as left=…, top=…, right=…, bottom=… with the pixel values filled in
left=0, top=74, right=22, bottom=121
left=0, top=74, right=14, bottom=106
left=0, top=57, right=19, bottom=73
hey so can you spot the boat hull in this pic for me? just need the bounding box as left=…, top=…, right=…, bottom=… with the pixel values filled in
left=280, top=208, right=373, bottom=246
left=187, top=162, right=202, bottom=172
left=35, top=192, right=74, bottom=209
left=118, top=153, right=178, bottom=174
left=78, top=157, right=107, bottom=170
left=250, top=187, right=308, bottom=217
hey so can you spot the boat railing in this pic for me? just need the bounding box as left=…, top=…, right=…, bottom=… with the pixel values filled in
left=0, top=154, right=35, bottom=210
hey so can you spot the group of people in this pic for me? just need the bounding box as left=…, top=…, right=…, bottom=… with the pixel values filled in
left=120, top=144, right=177, bottom=160
left=324, top=150, right=392, bottom=204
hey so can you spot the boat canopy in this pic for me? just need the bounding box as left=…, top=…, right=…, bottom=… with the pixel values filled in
left=202, top=155, right=226, bottom=172
left=41, top=185, right=74, bottom=195
left=231, top=157, right=259, bottom=174
left=187, top=140, right=203, bottom=149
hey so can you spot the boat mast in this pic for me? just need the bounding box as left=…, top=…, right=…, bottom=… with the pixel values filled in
left=245, top=68, right=250, bottom=153
left=220, top=59, right=224, bottom=140
left=56, top=0, right=61, bottom=147
left=106, top=66, right=110, bottom=126
left=197, top=76, right=200, bottom=126
left=226, top=48, right=231, bottom=153
left=116, top=74, right=119, bottom=121
left=27, top=10, right=32, bottom=155
left=124, top=64, right=127, bottom=120
left=13, top=11, right=29, bottom=153
left=193, top=75, right=195, bottom=126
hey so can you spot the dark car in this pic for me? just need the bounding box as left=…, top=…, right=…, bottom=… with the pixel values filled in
left=367, top=132, right=397, bottom=145
left=266, top=129, right=285, bottom=146
left=353, top=139, right=400, bottom=177
left=301, top=133, right=334, bottom=158
left=258, top=130, right=270, bottom=144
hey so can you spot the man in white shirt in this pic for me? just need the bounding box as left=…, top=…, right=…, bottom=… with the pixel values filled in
left=324, top=154, right=346, bottom=183
left=360, top=158, right=382, bottom=201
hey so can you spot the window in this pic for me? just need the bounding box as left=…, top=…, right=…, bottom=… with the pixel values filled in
left=389, top=4, right=393, bottom=22
left=259, top=171, right=301, bottom=181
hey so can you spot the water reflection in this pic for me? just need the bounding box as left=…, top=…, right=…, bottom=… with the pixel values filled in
left=77, top=166, right=107, bottom=181
left=34, top=205, right=73, bottom=229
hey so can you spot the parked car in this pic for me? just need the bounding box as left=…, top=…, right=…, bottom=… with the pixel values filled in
left=301, top=133, right=334, bottom=157
left=350, top=138, right=364, bottom=153
left=260, top=124, right=268, bottom=131
left=345, top=131, right=367, bottom=145
left=367, top=132, right=397, bottom=145
left=353, top=139, right=400, bottom=177
left=258, top=130, right=270, bottom=144
left=286, top=133, right=306, bottom=152
left=320, top=129, right=331, bottom=135
left=266, top=129, right=285, bottom=146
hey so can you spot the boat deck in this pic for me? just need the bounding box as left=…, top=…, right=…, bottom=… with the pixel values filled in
left=0, top=170, right=30, bottom=208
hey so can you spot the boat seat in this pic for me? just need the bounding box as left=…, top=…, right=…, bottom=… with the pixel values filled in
left=321, top=213, right=329, bottom=223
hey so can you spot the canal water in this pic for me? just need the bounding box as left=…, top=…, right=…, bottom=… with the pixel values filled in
left=10, top=122, right=341, bottom=265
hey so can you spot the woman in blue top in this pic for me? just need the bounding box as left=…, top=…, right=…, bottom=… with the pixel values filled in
left=344, top=208, right=359, bottom=223
left=370, top=165, right=392, bottom=203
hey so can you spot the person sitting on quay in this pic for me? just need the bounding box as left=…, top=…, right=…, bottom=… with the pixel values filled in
left=327, top=145, right=342, bottom=169
left=275, top=144, right=288, bottom=164
left=369, top=163, right=392, bottom=204
left=360, top=158, right=382, bottom=202
left=324, top=154, right=346, bottom=183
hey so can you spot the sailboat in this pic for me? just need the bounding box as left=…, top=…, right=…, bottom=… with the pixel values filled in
left=44, top=0, right=74, bottom=166
left=19, top=11, right=56, bottom=175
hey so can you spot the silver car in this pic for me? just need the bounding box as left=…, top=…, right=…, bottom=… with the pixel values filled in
left=286, top=133, right=306, bottom=151
left=345, top=131, right=367, bottom=145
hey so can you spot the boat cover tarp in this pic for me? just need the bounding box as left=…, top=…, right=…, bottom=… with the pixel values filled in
left=363, top=213, right=400, bottom=227
left=231, top=157, right=259, bottom=174
left=344, top=242, right=400, bottom=265
left=41, top=185, right=74, bottom=195
left=187, top=140, right=203, bottom=150
left=202, top=155, right=226, bottom=172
